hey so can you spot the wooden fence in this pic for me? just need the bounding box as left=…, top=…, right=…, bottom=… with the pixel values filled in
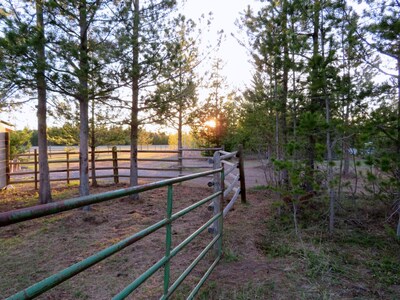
left=208, top=145, right=246, bottom=231
left=7, top=147, right=223, bottom=189
left=1, top=147, right=246, bottom=299
left=0, top=132, right=10, bottom=189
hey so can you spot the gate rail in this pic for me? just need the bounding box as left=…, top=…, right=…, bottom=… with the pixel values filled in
left=0, top=147, right=246, bottom=300
left=0, top=168, right=224, bottom=300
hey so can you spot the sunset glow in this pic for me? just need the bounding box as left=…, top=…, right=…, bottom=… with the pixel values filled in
left=204, top=119, right=216, bottom=128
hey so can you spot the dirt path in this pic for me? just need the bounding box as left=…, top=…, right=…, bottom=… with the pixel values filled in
left=203, top=188, right=290, bottom=299
left=1, top=170, right=278, bottom=300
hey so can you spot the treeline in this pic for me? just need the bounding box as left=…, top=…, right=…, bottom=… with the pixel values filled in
left=0, top=1, right=226, bottom=203
left=10, top=125, right=198, bottom=158
left=30, top=125, right=170, bottom=146
left=226, top=0, right=400, bottom=236
left=1, top=0, right=399, bottom=235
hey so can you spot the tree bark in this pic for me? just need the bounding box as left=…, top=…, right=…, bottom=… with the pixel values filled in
left=178, top=103, right=183, bottom=175
left=305, top=0, right=321, bottom=192
left=36, top=0, right=52, bottom=204
left=78, top=0, right=90, bottom=202
left=396, top=56, right=400, bottom=236
left=321, top=6, right=335, bottom=234
left=281, top=0, right=289, bottom=187
left=91, top=98, right=98, bottom=187
left=177, top=64, right=183, bottom=175
left=129, top=0, right=140, bottom=200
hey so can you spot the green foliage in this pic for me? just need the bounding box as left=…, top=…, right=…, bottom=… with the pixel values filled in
left=198, top=281, right=275, bottom=300
left=367, top=257, right=400, bottom=286
left=259, top=240, right=294, bottom=258
left=151, top=132, right=169, bottom=145
left=10, top=127, right=32, bottom=159
left=233, top=73, right=275, bottom=153
left=147, top=15, right=200, bottom=142
left=223, top=248, right=240, bottom=262
left=360, top=103, right=400, bottom=218
left=304, top=250, right=342, bottom=279
left=48, top=123, right=79, bottom=146
left=45, top=123, right=159, bottom=147
left=168, top=132, right=195, bottom=147
left=190, top=60, right=241, bottom=150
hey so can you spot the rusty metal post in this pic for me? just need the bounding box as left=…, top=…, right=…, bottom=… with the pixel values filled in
left=112, top=146, right=119, bottom=184
left=237, top=144, right=247, bottom=203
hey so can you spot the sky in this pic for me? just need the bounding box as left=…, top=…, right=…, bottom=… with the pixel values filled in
left=181, top=0, right=255, bottom=88
left=0, top=0, right=255, bottom=130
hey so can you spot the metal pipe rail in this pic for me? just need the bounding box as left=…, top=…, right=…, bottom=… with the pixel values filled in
left=2, top=168, right=224, bottom=300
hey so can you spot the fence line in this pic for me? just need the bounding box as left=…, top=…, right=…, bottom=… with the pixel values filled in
left=208, top=145, right=246, bottom=228
left=7, top=147, right=223, bottom=188
left=0, top=147, right=247, bottom=299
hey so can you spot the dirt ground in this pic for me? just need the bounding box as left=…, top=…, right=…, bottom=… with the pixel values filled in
left=1, top=160, right=400, bottom=299
left=1, top=180, right=265, bottom=299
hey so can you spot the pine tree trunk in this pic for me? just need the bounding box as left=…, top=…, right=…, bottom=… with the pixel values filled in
left=396, top=57, right=400, bottom=237
left=178, top=66, right=183, bottom=175
left=78, top=0, right=90, bottom=201
left=129, top=0, right=140, bottom=200
left=91, top=98, right=98, bottom=187
left=326, top=97, right=335, bottom=234
left=178, top=105, right=183, bottom=175
left=343, top=137, right=350, bottom=176
left=281, top=0, right=289, bottom=187
left=321, top=7, right=335, bottom=234
left=36, top=0, right=52, bottom=204
left=305, top=0, right=321, bottom=192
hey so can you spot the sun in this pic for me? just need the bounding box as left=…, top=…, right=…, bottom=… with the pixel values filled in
left=204, top=119, right=216, bottom=128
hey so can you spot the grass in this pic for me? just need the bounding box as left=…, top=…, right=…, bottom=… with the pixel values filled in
left=223, top=247, right=240, bottom=262
left=252, top=191, right=400, bottom=298
left=1, top=184, right=400, bottom=299
left=197, top=281, right=276, bottom=299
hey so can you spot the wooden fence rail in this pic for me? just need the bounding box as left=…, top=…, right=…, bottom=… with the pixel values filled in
left=7, top=147, right=223, bottom=189
left=208, top=146, right=246, bottom=234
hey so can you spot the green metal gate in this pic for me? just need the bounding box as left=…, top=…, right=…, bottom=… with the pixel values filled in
left=0, top=168, right=224, bottom=300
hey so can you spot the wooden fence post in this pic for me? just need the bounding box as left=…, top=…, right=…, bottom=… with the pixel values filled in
left=178, top=147, right=183, bottom=176
left=34, top=149, right=38, bottom=190
left=237, top=144, right=247, bottom=203
left=112, top=146, right=119, bottom=184
left=66, top=151, right=70, bottom=185
left=5, top=132, right=10, bottom=185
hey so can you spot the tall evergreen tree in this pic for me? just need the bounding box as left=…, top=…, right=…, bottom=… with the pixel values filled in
left=148, top=16, right=199, bottom=171
left=362, top=0, right=400, bottom=236
left=46, top=0, right=116, bottom=199
left=112, top=0, right=177, bottom=197
left=0, top=0, right=52, bottom=203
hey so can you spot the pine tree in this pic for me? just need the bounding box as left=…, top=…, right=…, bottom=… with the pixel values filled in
left=46, top=0, right=116, bottom=199
left=112, top=0, right=177, bottom=198
left=362, top=0, right=400, bottom=236
left=0, top=0, right=52, bottom=204
left=147, top=15, right=199, bottom=173
left=190, top=58, right=235, bottom=149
